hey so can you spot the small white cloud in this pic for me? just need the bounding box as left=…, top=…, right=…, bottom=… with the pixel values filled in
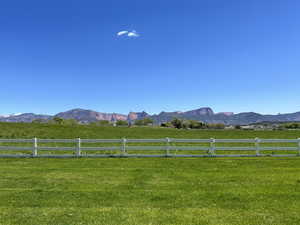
left=117, top=31, right=129, bottom=36
left=128, top=30, right=139, bottom=37
left=117, top=30, right=140, bottom=38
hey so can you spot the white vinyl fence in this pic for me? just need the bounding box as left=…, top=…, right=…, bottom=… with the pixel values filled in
left=0, top=138, right=300, bottom=158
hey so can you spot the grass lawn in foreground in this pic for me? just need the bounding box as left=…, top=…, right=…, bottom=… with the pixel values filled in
left=0, top=157, right=300, bottom=225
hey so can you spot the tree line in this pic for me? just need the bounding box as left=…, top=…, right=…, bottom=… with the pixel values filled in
left=161, top=118, right=225, bottom=129
left=32, top=117, right=226, bottom=129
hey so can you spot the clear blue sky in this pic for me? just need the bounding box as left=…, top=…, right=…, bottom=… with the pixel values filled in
left=1, top=0, right=300, bottom=115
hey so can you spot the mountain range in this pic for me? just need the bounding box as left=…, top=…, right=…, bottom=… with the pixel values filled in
left=1, top=107, right=300, bottom=125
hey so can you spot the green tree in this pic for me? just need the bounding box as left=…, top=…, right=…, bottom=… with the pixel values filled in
left=134, top=118, right=154, bottom=126
left=116, top=120, right=128, bottom=126
left=52, top=117, right=64, bottom=125
left=171, top=118, right=183, bottom=129
left=91, top=120, right=111, bottom=126
left=62, top=119, right=78, bottom=126
left=235, top=125, right=241, bottom=129
left=283, top=123, right=300, bottom=129
left=182, top=120, right=191, bottom=129
left=99, top=120, right=110, bottom=126
left=188, top=120, right=207, bottom=129
left=160, top=122, right=172, bottom=128
left=32, top=119, right=46, bottom=124
left=208, top=123, right=225, bottom=129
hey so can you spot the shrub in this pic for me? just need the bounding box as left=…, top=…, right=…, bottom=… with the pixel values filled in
left=116, top=120, right=128, bottom=126
left=32, top=119, right=46, bottom=124
left=182, top=120, right=189, bottom=129
left=134, top=118, right=154, bottom=126
left=160, top=122, right=172, bottom=127
left=62, top=119, right=78, bottom=126
left=208, top=123, right=225, bottom=129
left=91, top=120, right=111, bottom=126
left=52, top=117, right=64, bottom=125
left=282, top=123, right=300, bottom=129
left=171, top=118, right=183, bottom=129
left=188, top=120, right=207, bottom=129
left=235, top=125, right=241, bottom=129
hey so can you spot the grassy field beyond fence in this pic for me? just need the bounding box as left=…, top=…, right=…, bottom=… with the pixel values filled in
left=1, top=122, right=300, bottom=157
left=0, top=122, right=300, bottom=140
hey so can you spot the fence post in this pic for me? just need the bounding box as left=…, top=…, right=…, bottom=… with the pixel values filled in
left=166, top=137, right=170, bottom=157
left=255, top=137, right=260, bottom=156
left=298, top=138, right=300, bottom=156
left=209, top=138, right=215, bottom=156
left=76, top=138, right=81, bottom=157
left=33, top=137, right=38, bottom=157
left=122, top=138, right=127, bottom=156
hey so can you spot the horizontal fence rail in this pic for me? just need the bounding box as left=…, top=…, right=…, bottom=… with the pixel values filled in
left=0, top=138, right=299, bottom=158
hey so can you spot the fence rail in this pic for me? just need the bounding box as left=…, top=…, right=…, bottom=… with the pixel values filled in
left=0, top=138, right=300, bottom=158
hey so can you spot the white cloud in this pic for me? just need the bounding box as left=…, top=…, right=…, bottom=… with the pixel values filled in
left=128, top=30, right=139, bottom=37
left=117, top=30, right=140, bottom=38
left=117, top=31, right=129, bottom=36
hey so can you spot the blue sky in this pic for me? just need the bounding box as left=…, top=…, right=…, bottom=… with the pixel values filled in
left=1, top=0, right=300, bottom=115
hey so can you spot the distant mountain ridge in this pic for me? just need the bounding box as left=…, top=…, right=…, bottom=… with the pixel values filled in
left=55, top=109, right=127, bottom=123
left=1, top=107, right=300, bottom=125
left=127, top=111, right=150, bottom=122
left=0, top=113, right=52, bottom=123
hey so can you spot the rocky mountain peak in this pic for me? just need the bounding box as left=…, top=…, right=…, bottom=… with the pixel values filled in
left=184, top=107, right=214, bottom=116
left=127, top=111, right=150, bottom=121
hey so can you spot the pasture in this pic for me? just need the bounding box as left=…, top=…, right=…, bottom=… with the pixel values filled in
left=0, top=122, right=300, bottom=140
left=1, top=123, right=300, bottom=157
left=0, top=123, right=300, bottom=224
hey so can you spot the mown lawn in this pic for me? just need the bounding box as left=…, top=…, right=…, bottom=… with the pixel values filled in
left=0, top=158, right=300, bottom=225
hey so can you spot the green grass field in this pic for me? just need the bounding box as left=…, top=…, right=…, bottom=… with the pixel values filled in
left=1, top=122, right=300, bottom=156
left=1, top=158, right=300, bottom=225
left=0, top=122, right=300, bottom=140
left=1, top=123, right=300, bottom=224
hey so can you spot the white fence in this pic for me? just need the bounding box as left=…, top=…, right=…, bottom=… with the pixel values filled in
left=0, top=138, right=300, bottom=158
